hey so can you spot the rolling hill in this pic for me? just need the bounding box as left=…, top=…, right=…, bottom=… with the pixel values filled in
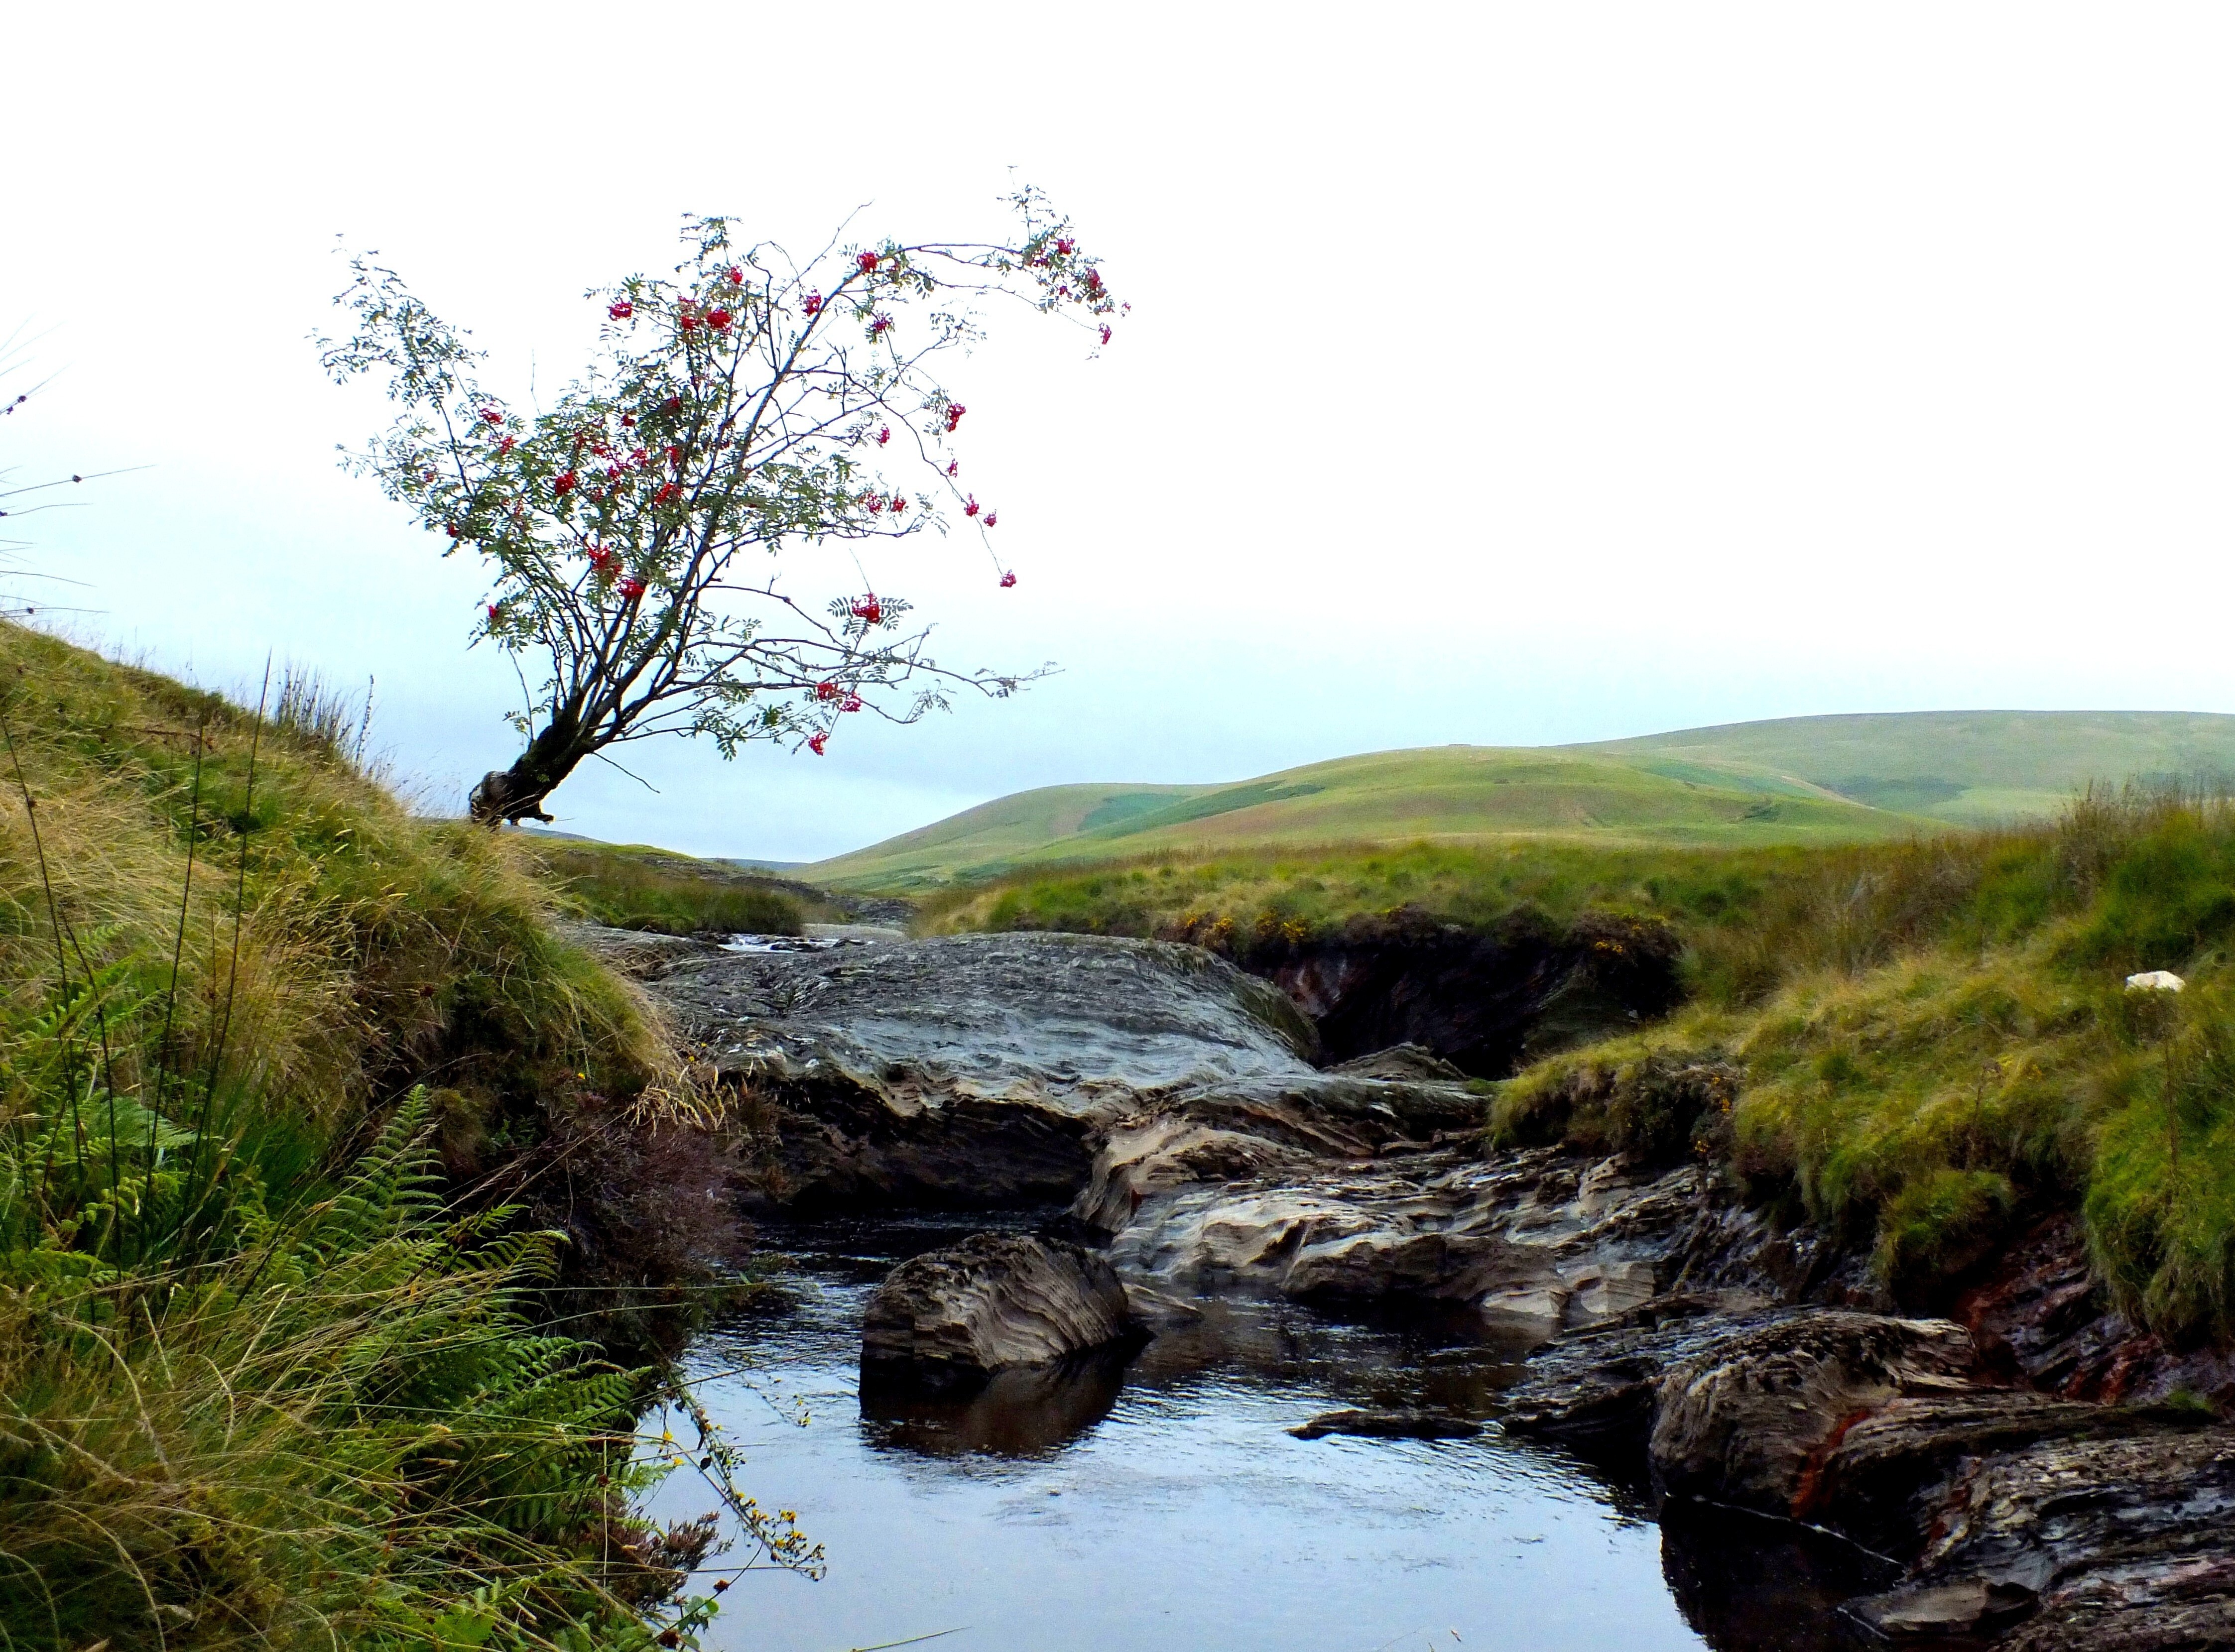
left=798, top=710, right=2235, bottom=891
left=1571, top=710, right=2235, bottom=824
left=803, top=744, right=1925, bottom=890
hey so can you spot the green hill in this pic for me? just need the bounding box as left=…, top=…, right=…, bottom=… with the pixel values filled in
left=802, top=710, right=2235, bottom=892
left=805, top=745, right=1922, bottom=890
left=1572, top=710, right=2235, bottom=825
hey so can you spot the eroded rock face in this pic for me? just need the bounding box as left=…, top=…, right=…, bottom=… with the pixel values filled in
left=1647, top=1310, right=1981, bottom=1514
left=860, top=1232, right=1142, bottom=1393
left=1850, top=1423, right=2235, bottom=1646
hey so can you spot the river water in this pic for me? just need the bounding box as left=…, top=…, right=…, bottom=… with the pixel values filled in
left=641, top=1214, right=1877, bottom=1652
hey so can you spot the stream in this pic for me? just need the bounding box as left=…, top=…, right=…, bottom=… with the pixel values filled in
left=641, top=1214, right=1878, bottom=1652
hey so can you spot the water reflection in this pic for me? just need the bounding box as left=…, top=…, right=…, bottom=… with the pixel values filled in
left=861, top=1348, right=1131, bottom=1457
left=645, top=1214, right=1872, bottom=1652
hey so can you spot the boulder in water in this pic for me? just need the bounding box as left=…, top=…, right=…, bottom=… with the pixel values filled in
left=861, top=1232, right=1144, bottom=1393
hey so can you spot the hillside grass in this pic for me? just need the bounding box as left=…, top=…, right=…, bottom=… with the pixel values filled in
left=1577, top=708, right=2235, bottom=825
left=937, top=792, right=2235, bottom=1345
left=522, top=837, right=808, bottom=936
left=813, top=746, right=1925, bottom=890
left=0, top=626, right=791, bottom=1649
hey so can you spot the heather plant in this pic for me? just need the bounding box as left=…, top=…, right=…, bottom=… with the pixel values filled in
left=320, top=192, right=1119, bottom=824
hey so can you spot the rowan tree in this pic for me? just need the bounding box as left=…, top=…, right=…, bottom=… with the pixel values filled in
left=319, top=190, right=1117, bottom=824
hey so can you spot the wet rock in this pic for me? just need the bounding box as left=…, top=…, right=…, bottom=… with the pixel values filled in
left=645, top=932, right=1475, bottom=1210
left=1648, top=1310, right=1981, bottom=1515
left=1329, top=1043, right=1469, bottom=1082
left=1847, top=1423, right=2235, bottom=1647
left=860, top=1232, right=1142, bottom=1393
left=1498, top=1295, right=1792, bottom=1458
left=1287, top=1408, right=1482, bottom=1440
left=1112, top=1146, right=1695, bottom=1342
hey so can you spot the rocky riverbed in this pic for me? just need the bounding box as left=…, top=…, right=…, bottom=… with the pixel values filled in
left=586, top=926, right=2235, bottom=1649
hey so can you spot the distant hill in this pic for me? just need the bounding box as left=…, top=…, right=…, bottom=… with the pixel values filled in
left=803, top=744, right=1923, bottom=890
left=795, top=710, right=2235, bottom=891
left=1571, top=710, right=2235, bottom=825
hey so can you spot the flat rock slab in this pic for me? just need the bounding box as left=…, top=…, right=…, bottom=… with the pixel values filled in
left=860, top=1232, right=1142, bottom=1393
left=637, top=931, right=1478, bottom=1209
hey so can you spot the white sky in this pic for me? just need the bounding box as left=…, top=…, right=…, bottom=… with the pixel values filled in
left=6, top=3, right=2233, bottom=859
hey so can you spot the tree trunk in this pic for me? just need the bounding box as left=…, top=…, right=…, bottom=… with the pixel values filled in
left=467, top=724, right=588, bottom=826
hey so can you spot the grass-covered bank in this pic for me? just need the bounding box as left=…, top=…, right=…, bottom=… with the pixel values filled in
left=935, top=796, right=2235, bottom=1347
left=521, top=836, right=811, bottom=937
left=0, top=626, right=800, bottom=1649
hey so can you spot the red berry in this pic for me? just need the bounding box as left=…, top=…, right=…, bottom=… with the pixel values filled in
left=890, top=495, right=907, bottom=513
left=815, top=680, right=840, bottom=702
left=554, top=472, right=576, bottom=495
left=984, top=510, right=997, bottom=528
left=663, top=396, right=682, bottom=412
left=609, top=299, right=634, bottom=320
left=680, top=313, right=700, bottom=332
left=1100, top=324, right=1113, bottom=346
left=947, top=459, right=960, bottom=476
left=802, top=291, right=823, bottom=317
left=857, top=250, right=879, bottom=274
left=487, top=603, right=501, bottom=621
left=655, top=482, right=679, bottom=503
left=964, top=495, right=980, bottom=517
left=1055, top=237, right=1075, bottom=256
left=727, top=266, right=744, bottom=285
left=869, top=314, right=892, bottom=336
left=865, top=493, right=885, bottom=513
left=621, top=413, right=637, bottom=428
left=876, top=426, right=890, bottom=446
left=841, top=693, right=863, bottom=713
left=498, top=435, right=515, bottom=454
left=850, top=593, right=882, bottom=624
left=446, top=523, right=462, bottom=537
left=809, top=730, right=829, bottom=755
left=999, top=571, right=1017, bottom=588
left=707, top=308, right=732, bottom=330
left=480, top=407, right=502, bottom=425
left=619, top=576, right=645, bottom=600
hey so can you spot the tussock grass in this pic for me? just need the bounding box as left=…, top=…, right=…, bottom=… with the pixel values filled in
left=0, top=624, right=802, bottom=1648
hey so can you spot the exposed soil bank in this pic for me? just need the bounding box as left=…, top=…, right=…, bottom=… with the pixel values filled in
left=1181, top=908, right=1686, bottom=1078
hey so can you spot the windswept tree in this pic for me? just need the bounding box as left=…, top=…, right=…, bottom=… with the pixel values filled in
left=320, top=190, right=1118, bottom=824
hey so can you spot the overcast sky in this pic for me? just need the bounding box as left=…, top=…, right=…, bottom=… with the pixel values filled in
left=7, top=4, right=2233, bottom=859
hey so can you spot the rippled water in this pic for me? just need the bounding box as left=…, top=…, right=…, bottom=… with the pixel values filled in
left=641, top=1215, right=1876, bottom=1652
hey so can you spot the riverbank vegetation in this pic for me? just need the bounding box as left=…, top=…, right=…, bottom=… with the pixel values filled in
left=935, top=792, right=2235, bottom=1345
left=0, top=626, right=794, bottom=1649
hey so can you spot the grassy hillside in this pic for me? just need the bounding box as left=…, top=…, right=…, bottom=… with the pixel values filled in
left=0, top=627, right=779, bottom=1649
left=1575, top=709, right=2235, bottom=825
left=810, top=746, right=1921, bottom=890
left=521, top=835, right=811, bottom=934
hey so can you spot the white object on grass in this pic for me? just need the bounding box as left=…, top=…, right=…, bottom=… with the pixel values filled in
left=2125, top=970, right=2186, bottom=992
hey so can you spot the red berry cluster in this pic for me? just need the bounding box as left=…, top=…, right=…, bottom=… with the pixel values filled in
left=850, top=593, right=882, bottom=624
left=808, top=731, right=829, bottom=755
left=869, top=314, right=893, bottom=337
left=619, top=576, right=646, bottom=601
left=815, top=680, right=841, bottom=702
left=875, top=426, right=890, bottom=446
left=802, top=291, right=823, bottom=318
left=480, top=407, right=503, bottom=426
left=857, top=250, right=880, bottom=275
left=945, top=404, right=966, bottom=434
left=554, top=472, right=577, bottom=496
left=841, top=693, right=864, bottom=713
left=609, top=299, right=634, bottom=321
left=999, top=571, right=1017, bottom=589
